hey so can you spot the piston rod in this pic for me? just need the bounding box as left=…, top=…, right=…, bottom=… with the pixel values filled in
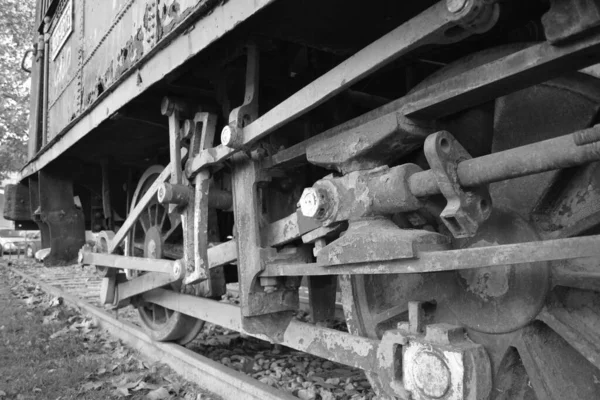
left=299, top=126, right=600, bottom=226
left=409, top=125, right=600, bottom=197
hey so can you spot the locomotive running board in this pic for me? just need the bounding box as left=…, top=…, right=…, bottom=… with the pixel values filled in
left=262, top=234, right=600, bottom=277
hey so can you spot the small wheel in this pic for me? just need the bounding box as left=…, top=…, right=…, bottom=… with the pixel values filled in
left=26, top=246, right=34, bottom=258
left=129, top=165, right=204, bottom=344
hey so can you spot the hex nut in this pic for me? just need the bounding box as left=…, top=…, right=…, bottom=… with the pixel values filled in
left=298, top=188, right=330, bottom=220
left=221, top=125, right=243, bottom=148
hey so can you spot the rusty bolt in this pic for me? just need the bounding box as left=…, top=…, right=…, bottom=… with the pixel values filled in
left=298, top=188, right=331, bottom=220
left=181, top=119, right=194, bottom=140
left=411, top=351, right=451, bottom=398
left=221, top=125, right=244, bottom=148
left=447, top=0, right=468, bottom=13
left=171, top=259, right=186, bottom=281
left=260, top=276, right=278, bottom=293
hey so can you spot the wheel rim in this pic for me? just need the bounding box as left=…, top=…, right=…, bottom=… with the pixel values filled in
left=341, top=68, right=600, bottom=399
left=129, top=165, right=204, bottom=344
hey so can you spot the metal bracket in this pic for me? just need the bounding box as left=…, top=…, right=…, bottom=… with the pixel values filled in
left=184, top=112, right=218, bottom=286
left=221, top=43, right=259, bottom=149
left=542, top=0, right=600, bottom=44
left=424, top=131, right=492, bottom=238
left=376, top=301, right=492, bottom=400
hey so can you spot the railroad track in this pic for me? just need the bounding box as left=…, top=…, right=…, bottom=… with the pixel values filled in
left=2, top=260, right=373, bottom=400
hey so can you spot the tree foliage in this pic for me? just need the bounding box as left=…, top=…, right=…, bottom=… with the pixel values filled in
left=0, top=0, right=35, bottom=179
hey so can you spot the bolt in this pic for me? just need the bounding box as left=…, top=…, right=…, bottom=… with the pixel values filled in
left=447, top=0, right=468, bottom=13
left=412, top=351, right=451, bottom=398
left=221, top=125, right=243, bottom=148
left=260, top=276, right=278, bottom=293
left=171, top=259, right=186, bottom=280
left=298, top=188, right=330, bottom=220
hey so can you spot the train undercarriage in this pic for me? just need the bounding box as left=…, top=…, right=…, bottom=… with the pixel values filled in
left=6, top=0, right=600, bottom=398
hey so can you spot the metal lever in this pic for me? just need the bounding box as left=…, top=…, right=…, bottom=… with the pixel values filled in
left=423, top=131, right=492, bottom=238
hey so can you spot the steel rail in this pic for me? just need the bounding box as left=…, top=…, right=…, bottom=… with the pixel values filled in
left=5, top=266, right=297, bottom=400
left=261, top=234, right=600, bottom=277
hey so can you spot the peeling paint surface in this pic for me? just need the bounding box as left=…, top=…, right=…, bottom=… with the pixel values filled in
left=47, top=0, right=222, bottom=141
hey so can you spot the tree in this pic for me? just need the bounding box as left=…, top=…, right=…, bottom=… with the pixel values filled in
left=0, top=0, right=35, bottom=179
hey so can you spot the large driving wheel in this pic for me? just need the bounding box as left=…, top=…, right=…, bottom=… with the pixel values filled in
left=341, top=49, right=600, bottom=399
left=129, top=165, right=204, bottom=344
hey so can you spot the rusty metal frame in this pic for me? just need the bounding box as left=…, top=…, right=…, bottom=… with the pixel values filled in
left=143, top=288, right=380, bottom=372
left=20, top=0, right=279, bottom=179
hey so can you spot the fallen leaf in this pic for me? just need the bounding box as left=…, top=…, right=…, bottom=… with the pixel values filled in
left=133, top=382, right=161, bottom=392
left=49, top=327, right=69, bottom=339
left=146, top=387, right=170, bottom=400
left=114, top=387, right=130, bottom=397
left=81, top=381, right=103, bottom=392
left=48, top=296, right=63, bottom=307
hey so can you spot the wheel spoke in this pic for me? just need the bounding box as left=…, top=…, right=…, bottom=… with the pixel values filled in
left=138, top=218, right=149, bottom=234
left=163, top=219, right=182, bottom=242
left=160, top=208, right=168, bottom=231
left=515, top=321, right=600, bottom=400
left=147, top=206, right=153, bottom=227
left=537, top=290, right=600, bottom=371
left=552, top=257, right=600, bottom=291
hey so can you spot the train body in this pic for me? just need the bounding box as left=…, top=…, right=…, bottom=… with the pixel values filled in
left=5, top=0, right=600, bottom=398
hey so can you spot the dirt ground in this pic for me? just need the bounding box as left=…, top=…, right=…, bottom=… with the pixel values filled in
left=0, top=263, right=214, bottom=400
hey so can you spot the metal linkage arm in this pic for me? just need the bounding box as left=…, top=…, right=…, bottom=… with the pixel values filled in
left=262, top=234, right=600, bottom=277
left=299, top=126, right=600, bottom=232
left=408, top=125, right=600, bottom=197
left=186, top=0, right=498, bottom=175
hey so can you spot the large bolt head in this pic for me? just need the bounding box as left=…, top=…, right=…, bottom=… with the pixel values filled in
left=298, top=188, right=329, bottom=219
left=412, top=351, right=451, bottom=398
left=221, top=125, right=243, bottom=148
left=171, top=259, right=186, bottom=281
left=446, top=0, right=468, bottom=13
